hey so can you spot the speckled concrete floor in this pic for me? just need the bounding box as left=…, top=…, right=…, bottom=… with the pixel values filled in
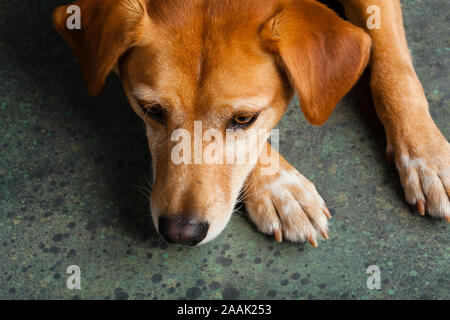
left=0, top=0, right=448, bottom=300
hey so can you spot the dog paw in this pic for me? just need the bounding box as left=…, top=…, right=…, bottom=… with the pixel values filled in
left=244, top=166, right=331, bottom=246
left=388, top=139, right=450, bottom=221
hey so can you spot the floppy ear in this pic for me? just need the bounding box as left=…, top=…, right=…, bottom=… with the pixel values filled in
left=53, top=0, right=149, bottom=96
left=261, top=0, right=371, bottom=126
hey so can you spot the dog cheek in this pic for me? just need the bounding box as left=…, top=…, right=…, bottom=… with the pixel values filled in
left=146, top=126, right=169, bottom=182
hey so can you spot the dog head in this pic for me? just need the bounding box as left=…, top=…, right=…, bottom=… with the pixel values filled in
left=53, top=0, right=370, bottom=245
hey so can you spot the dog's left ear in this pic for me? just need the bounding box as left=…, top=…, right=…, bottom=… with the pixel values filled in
left=260, top=0, right=371, bottom=126
left=53, top=0, right=149, bottom=96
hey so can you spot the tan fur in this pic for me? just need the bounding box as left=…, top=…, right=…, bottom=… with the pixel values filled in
left=340, top=0, right=450, bottom=219
left=245, top=143, right=329, bottom=244
left=53, top=0, right=449, bottom=246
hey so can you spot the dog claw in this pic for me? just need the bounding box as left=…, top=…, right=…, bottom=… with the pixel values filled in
left=323, top=207, right=332, bottom=219
left=417, top=200, right=426, bottom=216
left=308, top=236, right=318, bottom=248
left=274, top=229, right=283, bottom=243
left=321, top=230, right=329, bottom=240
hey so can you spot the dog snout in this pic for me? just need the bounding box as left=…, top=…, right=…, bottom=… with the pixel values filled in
left=158, top=216, right=209, bottom=246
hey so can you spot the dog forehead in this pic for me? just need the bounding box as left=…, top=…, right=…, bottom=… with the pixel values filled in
left=146, top=0, right=277, bottom=29
left=149, top=4, right=275, bottom=66
left=127, top=44, right=277, bottom=117
left=120, top=0, right=285, bottom=118
left=124, top=27, right=279, bottom=107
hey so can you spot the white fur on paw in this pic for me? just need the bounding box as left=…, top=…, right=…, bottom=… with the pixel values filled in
left=397, top=154, right=450, bottom=220
left=245, top=169, right=329, bottom=245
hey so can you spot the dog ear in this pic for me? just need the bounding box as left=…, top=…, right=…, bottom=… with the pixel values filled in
left=53, top=0, right=149, bottom=96
left=260, top=0, right=371, bottom=126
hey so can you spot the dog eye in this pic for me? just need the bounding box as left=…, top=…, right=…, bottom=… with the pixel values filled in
left=229, top=113, right=259, bottom=129
left=139, top=102, right=166, bottom=124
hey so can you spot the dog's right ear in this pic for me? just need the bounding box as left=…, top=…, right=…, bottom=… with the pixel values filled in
left=53, top=0, right=149, bottom=96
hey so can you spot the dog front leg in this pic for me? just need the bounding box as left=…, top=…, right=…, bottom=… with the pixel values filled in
left=242, top=142, right=331, bottom=246
left=341, top=0, right=450, bottom=220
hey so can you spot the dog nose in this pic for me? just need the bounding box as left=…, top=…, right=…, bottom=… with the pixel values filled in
left=158, top=216, right=209, bottom=246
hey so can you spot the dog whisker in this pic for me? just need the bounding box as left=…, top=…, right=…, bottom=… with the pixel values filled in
left=129, top=185, right=152, bottom=200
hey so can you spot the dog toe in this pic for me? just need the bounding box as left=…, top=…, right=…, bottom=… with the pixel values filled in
left=245, top=169, right=329, bottom=246
left=397, top=154, right=450, bottom=220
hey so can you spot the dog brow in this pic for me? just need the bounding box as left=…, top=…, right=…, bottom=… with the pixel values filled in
left=132, top=85, right=183, bottom=108
left=228, top=95, right=272, bottom=111
left=132, top=86, right=165, bottom=103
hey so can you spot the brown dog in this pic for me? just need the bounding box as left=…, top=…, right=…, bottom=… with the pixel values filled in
left=53, top=0, right=450, bottom=246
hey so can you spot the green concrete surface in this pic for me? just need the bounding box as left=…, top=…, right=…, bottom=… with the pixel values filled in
left=0, top=0, right=448, bottom=300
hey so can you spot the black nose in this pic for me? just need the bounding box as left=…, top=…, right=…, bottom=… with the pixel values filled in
left=158, top=216, right=209, bottom=246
